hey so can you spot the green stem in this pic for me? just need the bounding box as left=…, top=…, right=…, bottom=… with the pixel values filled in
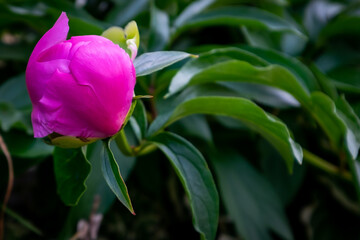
left=115, top=130, right=159, bottom=157
left=303, top=149, right=352, bottom=182
left=136, top=143, right=158, bottom=156
left=115, top=130, right=134, bottom=156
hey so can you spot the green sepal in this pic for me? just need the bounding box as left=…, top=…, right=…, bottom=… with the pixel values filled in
left=101, top=26, right=127, bottom=50
left=125, top=21, right=140, bottom=48
left=44, top=134, right=99, bottom=149
left=101, top=21, right=140, bottom=59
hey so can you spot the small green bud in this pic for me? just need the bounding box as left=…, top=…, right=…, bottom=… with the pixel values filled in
left=101, top=21, right=140, bottom=60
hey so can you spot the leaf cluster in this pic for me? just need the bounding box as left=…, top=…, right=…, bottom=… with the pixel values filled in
left=1, top=0, right=360, bottom=239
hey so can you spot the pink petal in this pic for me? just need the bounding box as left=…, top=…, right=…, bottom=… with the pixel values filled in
left=29, top=12, right=69, bottom=63
left=35, top=69, right=130, bottom=138
left=27, top=16, right=137, bottom=139
left=69, top=39, right=136, bottom=133
left=26, top=12, right=69, bottom=103
left=37, top=41, right=72, bottom=62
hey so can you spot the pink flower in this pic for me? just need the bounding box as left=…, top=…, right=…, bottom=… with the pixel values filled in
left=26, top=12, right=136, bottom=140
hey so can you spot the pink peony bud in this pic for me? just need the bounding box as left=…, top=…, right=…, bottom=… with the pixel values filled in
left=26, top=12, right=136, bottom=143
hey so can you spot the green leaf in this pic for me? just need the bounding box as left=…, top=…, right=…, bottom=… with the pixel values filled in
left=240, top=45, right=319, bottom=92
left=0, top=74, right=31, bottom=109
left=134, top=51, right=191, bottom=77
left=0, top=43, right=31, bottom=61
left=335, top=96, right=360, bottom=159
left=334, top=96, right=360, bottom=200
left=315, top=47, right=360, bottom=73
left=53, top=147, right=91, bottom=206
left=45, top=1, right=106, bottom=35
left=309, top=92, right=347, bottom=151
left=106, top=0, right=148, bottom=26
left=348, top=155, right=360, bottom=202
left=309, top=183, right=360, bottom=240
left=0, top=3, right=50, bottom=33
left=59, top=141, right=135, bottom=239
left=304, top=93, right=360, bottom=200
left=332, top=80, right=360, bottom=94
left=259, top=140, right=306, bottom=205
left=212, top=152, right=293, bottom=240
left=166, top=51, right=310, bottom=105
left=320, top=9, right=360, bottom=40
left=307, top=92, right=360, bottom=175
left=0, top=103, right=31, bottom=133
left=329, top=67, right=360, bottom=94
left=219, top=82, right=300, bottom=109
left=5, top=207, right=42, bottom=236
left=171, top=115, right=213, bottom=144
left=101, top=139, right=135, bottom=214
left=173, top=0, right=215, bottom=28
left=336, top=96, right=360, bottom=199
left=148, top=96, right=303, bottom=171
left=148, top=4, right=170, bottom=51
left=0, top=74, right=32, bottom=134
left=149, top=132, right=219, bottom=240
left=3, top=130, right=53, bottom=159
left=160, top=50, right=350, bottom=164
left=129, top=100, right=147, bottom=141
left=303, top=0, right=343, bottom=40
left=310, top=64, right=338, bottom=100
left=172, top=6, right=306, bottom=40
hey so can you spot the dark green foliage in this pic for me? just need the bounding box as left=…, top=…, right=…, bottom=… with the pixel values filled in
left=1, top=0, right=360, bottom=239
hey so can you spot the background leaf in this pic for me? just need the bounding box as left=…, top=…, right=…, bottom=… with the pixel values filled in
left=148, top=4, right=170, bottom=51
left=173, top=0, right=215, bottom=28
left=166, top=48, right=310, bottom=105
left=212, top=151, right=293, bottom=240
left=0, top=74, right=32, bottom=134
left=150, top=132, right=219, bottom=240
left=53, top=147, right=91, bottom=206
left=149, top=96, right=303, bottom=171
left=134, top=51, right=191, bottom=77
left=106, top=0, right=149, bottom=26
left=129, top=100, right=147, bottom=142
left=173, top=6, right=306, bottom=39
left=59, top=141, right=135, bottom=239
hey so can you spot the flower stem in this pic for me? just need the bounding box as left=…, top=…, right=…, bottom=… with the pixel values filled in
left=136, top=143, right=157, bottom=156
left=303, top=149, right=352, bottom=182
left=115, top=130, right=134, bottom=156
left=0, top=133, right=14, bottom=240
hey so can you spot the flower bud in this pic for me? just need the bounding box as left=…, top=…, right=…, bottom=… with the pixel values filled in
left=26, top=12, right=136, bottom=147
left=101, top=20, right=140, bottom=61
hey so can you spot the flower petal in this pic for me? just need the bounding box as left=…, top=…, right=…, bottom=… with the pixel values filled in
left=35, top=69, right=129, bottom=138
left=69, top=38, right=136, bottom=133
left=26, top=12, right=69, bottom=103
left=29, top=12, right=69, bottom=62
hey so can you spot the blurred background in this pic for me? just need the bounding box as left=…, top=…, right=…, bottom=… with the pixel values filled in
left=1, top=0, right=360, bottom=239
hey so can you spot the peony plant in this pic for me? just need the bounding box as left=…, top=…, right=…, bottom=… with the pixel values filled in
left=20, top=9, right=216, bottom=240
